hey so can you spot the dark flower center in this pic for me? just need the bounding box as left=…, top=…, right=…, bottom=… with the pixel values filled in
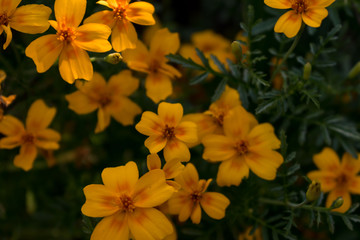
left=120, top=195, right=135, bottom=212
left=22, top=133, right=35, bottom=144
left=235, top=140, right=249, bottom=155
left=190, top=191, right=202, bottom=202
left=0, top=12, right=9, bottom=26
left=57, top=27, right=76, bottom=42
left=292, top=0, right=308, bottom=14
left=114, top=7, right=127, bottom=20
left=163, top=125, right=175, bottom=139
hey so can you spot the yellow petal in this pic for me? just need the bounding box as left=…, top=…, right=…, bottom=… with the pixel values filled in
left=133, top=169, right=174, bottom=208
left=245, top=150, right=283, bottom=180
left=14, top=143, right=37, bottom=171
left=209, top=85, right=242, bottom=112
left=178, top=199, right=194, bottom=222
left=59, top=43, right=93, bottom=83
left=122, top=40, right=150, bottom=73
left=190, top=203, right=202, bottom=224
left=0, top=115, right=25, bottom=136
left=307, top=170, right=336, bottom=192
left=10, top=4, right=51, bottom=34
left=25, top=34, right=63, bottom=73
left=35, top=129, right=61, bottom=149
left=2, top=25, right=12, bottom=50
left=126, top=2, right=155, bottom=26
left=326, top=188, right=351, bottom=213
left=84, top=10, right=115, bottom=28
left=145, top=73, right=173, bottom=103
left=274, top=10, right=302, bottom=38
left=111, top=20, right=137, bottom=52
left=90, top=212, right=129, bottom=240
left=202, top=134, right=236, bottom=162
left=158, top=102, right=183, bottom=127
left=135, top=111, right=164, bottom=136
left=75, top=72, right=107, bottom=93
left=107, top=70, right=139, bottom=96
left=264, top=0, right=291, bottom=9
left=348, top=176, right=360, bottom=194
left=108, top=97, right=141, bottom=126
left=147, top=153, right=161, bottom=171
left=302, top=8, right=328, bottom=28
left=341, top=152, right=360, bottom=175
left=0, top=0, right=21, bottom=14
left=247, top=123, right=281, bottom=150
left=201, top=192, right=230, bottom=220
left=150, top=28, right=180, bottom=56
left=164, top=139, right=191, bottom=162
left=174, top=163, right=199, bottom=192
left=313, top=147, right=340, bottom=171
left=26, top=99, right=56, bottom=132
left=167, top=191, right=190, bottom=214
left=163, top=159, right=185, bottom=179
left=175, top=121, right=198, bottom=144
left=183, top=113, right=218, bottom=147
left=145, top=134, right=167, bottom=153
left=216, top=156, right=249, bottom=187
left=223, top=106, right=253, bottom=140
left=55, top=0, right=86, bottom=27
left=128, top=208, right=174, bottom=240
left=75, top=23, right=112, bottom=52
left=81, top=184, right=120, bottom=217
left=101, top=161, right=139, bottom=193
left=0, top=135, right=21, bottom=149
left=310, top=0, right=335, bottom=8
left=65, top=91, right=98, bottom=114
left=159, top=63, right=182, bottom=78
left=95, top=108, right=111, bottom=133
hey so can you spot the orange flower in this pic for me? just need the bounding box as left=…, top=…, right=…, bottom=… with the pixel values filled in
left=65, top=71, right=141, bottom=133
left=0, top=70, right=16, bottom=120
left=0, top=0, right=51, bottom=49
left=265, top=0, right=335, bottom=38
left=0, top=99, right=60, bottom=171
left=81, top=161, right=175, bottom=240
left=25, top=0, right=112, bottom=84
left=84, top=0, right=155, bottom=52
left=168, top=163, right=230, bottom=224
left=123, top=28, right=181, bottom=103
left=135, top=102, right=197, bottom=162
left=202, top=106, right=283, bottom=187
left=238, top=227, right=262, bottom=240
left=307, top=148, right=360, bottom=213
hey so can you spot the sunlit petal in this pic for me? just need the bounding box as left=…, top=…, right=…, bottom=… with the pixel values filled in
left=13, top=144, right=37, bottom=171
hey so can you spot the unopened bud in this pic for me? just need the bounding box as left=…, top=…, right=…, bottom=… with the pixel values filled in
left=306, top=180, right=321, bottom=202
left=331, top=197, right=344, bottom=209
left=104, top=53, right=123, bottom=64
left=348, top=61, right=360, bottom=79
left=303, top=62, right=312, bottom=80
left=231, top=41, right=243, bottom=60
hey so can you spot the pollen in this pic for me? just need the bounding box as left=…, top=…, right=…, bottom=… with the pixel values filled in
left=291, top=0, right=308, bottom=14
left=190, top=191, right=202, bottom=202
left=0, top=12, right=9, bottom=26
left=22, top=133, right=35, bottom=144
left=57, top=27, right=77, bottom=42
left=120, top=195, right=135, bottom=212
left=163, top=125, right=175, bottom=139
left=113, top=7, right=127, bottom=20
left=213, top=112, right=225, bottom=126
left=234, top=140, right=249, bottom=155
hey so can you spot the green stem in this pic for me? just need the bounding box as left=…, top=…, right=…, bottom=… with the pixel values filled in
left=270, top=23, right=306, bottom=83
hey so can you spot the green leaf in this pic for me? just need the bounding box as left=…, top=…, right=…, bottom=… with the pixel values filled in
left=195, top=48, right=210, bottom=69
left=211, top=78, right=228, bottom=102
left=320, top=125, right=331, bottom=145
left=285, top=152, right=296, bottom=163
left=227, top=59, right=241, bottom=79
left=337, top=138, right=358, bottom=159
left=298, top=122, right=307, bottom=145
left=189, top=72, right=209, bottom=85
left=342, top=216, right=353, bottom=231
left=326, top=213, right=335, bottom=234
left=346, top=203, right=360, bottom=214
left=251, top=18, right=277, bottom=35
left=286, top=164, right=300, bottom=176
left=210, top=54, right=226, bottom=73
left=166, top=54, right=204, bottom=70
left=309, top=210, right=315, bottom=228
left=316, top=211, right=321, bottom=227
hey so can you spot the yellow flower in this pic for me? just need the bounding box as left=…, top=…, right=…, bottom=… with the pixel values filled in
left=168, top=163, right=230, bottom=224
left=84, top=0, right=155, bottom=52
left=238, top=227, right=262, bottom=240
left=0, top=0, right=51, bottom=49
left=123, top=28, right=181, bottom=103
left=202, top=106, right=283, bottom=187
left=0, top=69, right=16, bottom=120
left=307, top=147, right=360, bottom=213
left=135, top=102, right=197, bottom=162
left=25, top=0, right=112, bottom=84
left=65, top=71, right=141, bottom=133
left=265, top=0, right=335, bottom=38
left=81, top=161, right=175, bottom=240
left=0, top=99, right=60, bottom=171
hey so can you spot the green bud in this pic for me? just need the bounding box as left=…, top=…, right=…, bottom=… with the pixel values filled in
left=231, top=41, right=243, bottom=61
left=331, top=197, right=344, bottom=209
left=348, top=61, right=360, bottom=79
left=104, top=53, right=123, bottom=64
left=306, top=180, right=321, bottom=202
left=303, top=62, right=312, bottom=80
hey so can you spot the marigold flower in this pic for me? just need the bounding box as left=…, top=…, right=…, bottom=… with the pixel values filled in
left=307, top=147, right=360, bottom=213
left=135, top=102, right=197, bottom=162
left=0, top=99, right=60, bottom=171
left=123, top=28, right=181, bottom=103
left=238, top=227, right=262, bottom=240
left=25, top=0, right=112, bottom=84
left=202, top=106, right=283, bottom=187
left=265, top=0, right=335, bottom=38
left=81, top=161, right=175, bottom=240
left=84, top=0, right=155, bottom=52
left=168, top=163, right=230, bottom=224
left=0, top=0, right=51, bottom=49
left=0, top=69, right=16, bottom=120
left=65, top=71, right=141, bottom=133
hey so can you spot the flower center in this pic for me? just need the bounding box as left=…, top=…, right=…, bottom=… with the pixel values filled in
left=99, top=96, right=111, bottom=107
left=120, top=195, right=135, bottom=212
left=0, top=12, right=9, bottom=26
left=190, top=191, right=202, bottom=202
left=292, top=0, right=308, bottom=14
left=235, top=140, right=249, bottom=155
left=22, top=133, right=35, bottom=144
left=57, top=27, right=77, bottom=42
left=113, top=7, right=127, bottom=20
left=149, top=60, right=161, bottom=74
left=212, top=112, right=225, bottom=126
left=335, top=174, right=349, bottom=186
left=163, top=125, right=175, bottom=139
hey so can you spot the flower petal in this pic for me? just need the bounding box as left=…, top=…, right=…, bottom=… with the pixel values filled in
left=145, top=135, right=167, bottom=153
left=247, top=123, right=281, bottom=150
left=274, top=10, right=302, bottom=38
left=147, top=153, right=161, bottom=171
left=95, top=108, right=111, bottom=133
left=307, top=170, right=337, bottom=192
left=26, top=99, right=56, bottom=132
left=163, top=159, right=185, bottom=179
left=107, top=70, right=139, bottom=96
left=108, top=97, right=142, bottom=126
left=202, top=134, right=236, bottom=162
left=2, top=25, right=12, bottom=50
left=111, top=20, right=137, bottom=52
left=35, top=129, right=61, bottom=149
left=158, top=102, right=183, bottom=127
left=0, top=135, right=22, bottom=149
left=174, top=163, right=199, bottom=192
left=326, top=188, right=351, bottom=213
left=149, top=28, right=180, bottom=56
left=65, top=91, right=98, bottom=114
left=0, top=115, right=25, bottom=136
left=122, top=40, right=150, bottom=73
left=302, top=8, right=328, bottom=28
left=55, top=0, right=86, bottom=27
left=84, top=10, right=115, bottom=28
left=164, top=139, right=191, bottom=162
left=175, top=121, right=198, bottom=144
left=313, top=147, right=340, bottom=171
left=209, top=85, right=242, bottom=113
left=13, top=144, right=37, bottom=171
left=145, top=73, right=173, bottom=103
left=126, top=2, right=155, bottom=26
left=223, top=106, right=253, bottom=140
left=135, top=111, right=164, bottom=136
left=75, top=23, right=112, bottom=52
left=340, top=152, right=360, bottom=175
left=348, top=176, right=360, bottom=194
left=245, top=150, right=283, bottom=180
left=201, top=192, right=230, bottom=220
left=190, top=203, right=202, bottom=224
left=310, top=0, right=335, bottom=8
left=0, top=0, right=21, bottom=14
left=216, top=156, right=249, bottom=187
left=264, top=0, right=292, bottom=9
left=90, top=212, right=129, bottom=240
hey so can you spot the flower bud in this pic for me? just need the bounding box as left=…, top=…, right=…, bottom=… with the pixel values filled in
left=331, top=197, right=344, bottom=209
left=104, top=53, right=123, bottom=64
left=231, top=41, right=243, bottom=61
left=348, top=61, right=360, bottom=79
left=303, top=62, right=312, bottom=80
left=306, top=180, right=321, bottom=202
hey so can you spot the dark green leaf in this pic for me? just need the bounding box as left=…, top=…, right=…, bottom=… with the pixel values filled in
left=210, top=54, right=226, bottom=73
left=166, top=54, right=204, bottom=70
left=195, top=48, right=210, bottom=69
left=189, top=72, right=209, bottom=85
left=326, top=213, right=335, bottom=234
left=211, top=78, right=228, bottom=102
left=342, top=216, right=353, bottom=230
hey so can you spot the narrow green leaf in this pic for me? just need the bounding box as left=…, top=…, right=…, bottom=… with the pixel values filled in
left=326, top=213, right=335, bottom=234
left=320, top=125, right=331, bottom=145
left=166, top=54, right=204, bottom=70
left=316, top=211, right=321, bottom=227
left=227, top=59, right=241, bottom=79
left=286, top=164, right=300, bottom=176
left=211, top=78, right=228, bottom=102
left=210, top=54, right=227, bottom=73
left=342, top=216, right=353, bottom=231
left=195, top=48, right=210, bottom=69
left=285, top=152, right=296, bottom=163
left=189, top=72, right=209, bottom=85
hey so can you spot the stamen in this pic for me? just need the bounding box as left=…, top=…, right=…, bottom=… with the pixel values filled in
left=190, top=191, right=202, bottom=202
left=235, top=140, right=249, bottom=155
left=291, top=0, right=308, bottom=14
left=120, top=195, right=135, bottom=212
left=336, top=174, right=349, bottom=186
left=113, top=7, right=127, bottom=20
left=57, top=28, right=77, bottom=42
left=163, top=125, right=175, bottom=139
left=99, top=96, right=111, bottom=107
left=0, top=13, right=9, bottom=26
left=22, top=133, right=35, bottom=144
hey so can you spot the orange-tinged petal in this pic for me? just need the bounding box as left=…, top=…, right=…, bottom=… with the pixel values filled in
left=0, top=135, right=22, bottom=149
left=81, top=184, right=120, bottom=217
left=108, top=97, right=141, bottom=126
left=26, top=99, right=56, bottom=132
left=159, top=63, right=182, bottom=78
left=175, top=121, right=197, bottom=144
left=25, top=34, right=63, bottom=73
left=145, top=135, right=167, bottom=153
left=264, top=0, right=292, bottom=9
left=340, top=152, right=360, bottom=175
left=326, top=188, right=351, bottom=213
left=164, top=139, right=191, bottom=162
left=313, top=147, right=340, bottom=171
left=348, top=176, right=360, bottom=194
left=210, top=85, right=242, bottom=110
left=301, top=8, right=328, bottom=28
left=216, top=156, right=249, bottom=187
left=223, top=106, right=253, bottom=140
left=75, top=23, right=112, bottom=52
left=247, top=123, right=281, bottom=150
left=10, top=4, right=51, bottom=34
left=126, top=2, right=155, bottom=26
left=101, top=161, right=139, bottom=193
left=65, top=91, right=98, bottom=114
left=145, top=73, right=173, bottom=103
left=95, top=108, right=111, bottom=133
left=190, top=203, right=202, bottom=224
left=90, top=212, right=129, bottom=240
left=183, top=113, right=218, bottom=147
left=14, top=143, right=37, bottom=171
left=150, top=28, right=180, bottom=56
left=112, top=20, right=137, bottom=52
left=0, top=0, right=21, bottom=14
left=0, top=115, right=25, bottom=136
left=178, top=199, right=194, bottom=222
left=84, top=10, right=115, bottom=28
left=245, top=150, right=283, bottom=180
left=274, top=10, right=302, bottom=38
left=201, top=192, right=230, bottom=220
left=97, top=0, right=117, bottom=9
left=133, top=169, right=174, bottom=208
left=135, top=111, right=164, bottom=136
left=2, top=25, right=12, bottom=50
left=107, top=70, right=139, bottom=96
left=163, top=159, right=185, bottom=179
left=307, top=170, right=337, bottom=192
left=310, top=0, right=335, bottom=8
left=147, top=153, right=161, bottom=171
left=75, top=72, right=107, bottom=94
left=202, top=134, right=236, bottom=162
left=122, top=40, right=150, bottom=72
left=59, top=43, right=93, bottom=83
left=55, top=0, right=86, bottom=27
left=35, top=129, right=61, bottom=148
left=167, top=191, right=190, bottom=214
left=128, top=208, right=174, bottom=240
left=158, top=102, right=183, bottom=127
left=174, top=163, right=199, bottom=192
